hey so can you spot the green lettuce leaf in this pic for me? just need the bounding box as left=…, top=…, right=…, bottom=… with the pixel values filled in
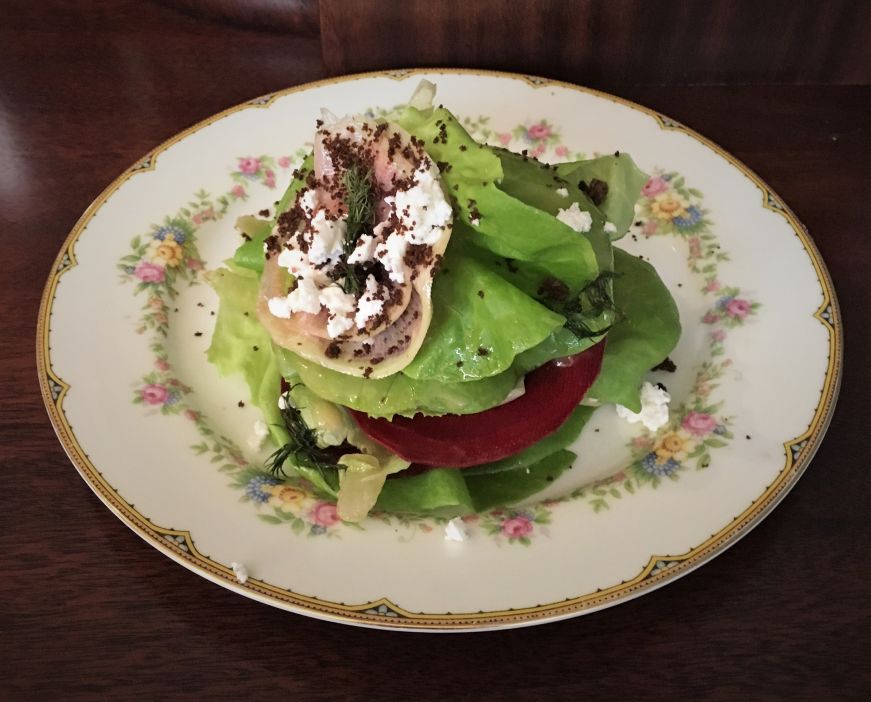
left=555, top=153, right=647, bottom=238
left=396, top=106, right=599, bottom=293
left=206, top=263, right=339, bottom=496
left=465, top=450, right=576, bottom=512
left=402, top=239, right=566, bottom=383
left=276, top=347, right=522, bottom=419
left=375, top=469, right=474, bottom=516
left=585, top=249, right=681, bottom=411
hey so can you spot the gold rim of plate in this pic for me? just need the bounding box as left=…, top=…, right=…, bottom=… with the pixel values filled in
left=36, top=68, right=843, bottom=630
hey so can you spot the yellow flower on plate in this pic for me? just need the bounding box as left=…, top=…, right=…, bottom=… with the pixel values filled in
left=147, top=238, right=184, bottom=267
left=650, top=193, right=689, bottom=221
left=268, top=484, right=311, bottom=509
left=654, top=431, right=694, bottom=463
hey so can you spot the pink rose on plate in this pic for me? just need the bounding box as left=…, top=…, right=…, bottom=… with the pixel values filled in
left=642, top=220, right=658, bottom=237
left=711, top=328, right=726, bottom=342
left=529, top=144, right=546, bottom=158
left=501, top=515, right=533, bottom=538
left=702, top=312, right=719, bottom=324
left=527, top=123, right=551, bottom=140
left=277, top=156, right=291, bottom=168
left=310, top=502, right=340, bottom=527
left=186, top=258, right=204, bottom=270
left=231, top=184, right=246, bottom=198
left=555, top=145, right=569, bottom=157
left=704, top=278, right=722, bottom=293
left=682, top=411, right=718, bottom=437
left=726, top=298, right=751, bottom=319
left=688, top=236, right=702, bottom=258
left=641, top=177, right=668, bottom=198
left=237, top=157, right=260, bottom=175
left=184, top=409, right=200, bottom=421
left=134, top=261, right=165, bottom=283
left=497, top=132, right=512, bottom=145
left=154, top=358, right=170, bottom=371
left=141, top=383, right=168, bottom=405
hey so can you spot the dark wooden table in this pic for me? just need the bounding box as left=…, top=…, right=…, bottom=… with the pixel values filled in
left=3, top=1, right=869, bottom=699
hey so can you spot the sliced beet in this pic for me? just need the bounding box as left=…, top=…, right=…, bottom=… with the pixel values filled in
left=349, top=341, right=605, bottom=468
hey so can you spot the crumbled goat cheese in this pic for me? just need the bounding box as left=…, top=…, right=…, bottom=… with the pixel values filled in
left=376, top=232, right=409, bottom=284
left=307, top=210, right=346, bottom=267
left=319, top=284, right=356, bottom=338
left=391, top=168, right=453, bottom=246
left=355, top=275, right=385, bottom=329
left=603, top=221, right=617, bottom=234
left=247, top=419, right=270, bottom=449
left=555, top=187, right=569, bottom=197
left=444, top=517, right=468, bottom=542
left=556, top=202, right=593, bottom=233
left=616, top=381, right=671, bottom=431
left=230, top=562, right=249, bottom=584
left=266, top=275, right=322, bottom=318
left=347, top=232, right=378, bottom=264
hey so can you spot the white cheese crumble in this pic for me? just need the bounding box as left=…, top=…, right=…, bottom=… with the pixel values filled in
left=319, top=284, right=356, bottom=338
left=556, top=202, right=593, bottom=233
left=603, top=221, right=617, bottom=234
left=278, top=393, right=288, bottom=410
left=376, top=232, right=409, bottom=284
left=230, top=562, right=249, bottom=584
left=444, top=517, right=468, bottom=542
left=555, top=187, right=569, bottom=197
left=276, top=275, right=322, bottom=317
left=346, top=232, right=377, bottom=264
left=247, top=419, right=269, bottom=449
left=393, top=168, right=453, bottom=246
left=355, top=275, right=385, bottom=329
left=308, top=211, right=346, bottom=267
left=616, top=381, right=671, bottom=431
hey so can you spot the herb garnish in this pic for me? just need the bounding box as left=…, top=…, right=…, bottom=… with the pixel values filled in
left=266, top=391, right=341, bottom=491
left=340, top=164, right=376, bottom=294
left=540, top=271, right=619, bottom=340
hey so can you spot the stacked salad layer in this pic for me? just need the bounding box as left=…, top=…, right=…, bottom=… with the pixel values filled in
left=207, top=82, right=680, bottom=521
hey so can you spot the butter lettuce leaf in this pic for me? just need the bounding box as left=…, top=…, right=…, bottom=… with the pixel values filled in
left=585, top=249, right=681, bottom=411
left=465, top=449, right=576, bottom=512
left=555, top=153, right=647, bottom=238
left=402, top=239, right=565, bottom=383
left=277, top=347, right=522, bottom=419
left=206, top=263, right=339, bottom=496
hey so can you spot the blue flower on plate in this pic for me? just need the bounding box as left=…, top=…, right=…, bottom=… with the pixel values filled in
left=310, top=525, right=326, bottom=536
left=154, top=225, right=186, bottom=244
left=640, top=452, right=680, bottom=477
left=674, top=206, right=702, bottom=229
left=246, top=475, right=279, bottom=503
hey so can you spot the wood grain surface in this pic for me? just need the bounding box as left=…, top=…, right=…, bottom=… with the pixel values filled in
left=321, top=0, right=871, bottom=85
left=2, top=1, right=869, bottom=699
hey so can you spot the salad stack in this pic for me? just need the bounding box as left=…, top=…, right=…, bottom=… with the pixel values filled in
left=207, top=82, right=680, bottom=522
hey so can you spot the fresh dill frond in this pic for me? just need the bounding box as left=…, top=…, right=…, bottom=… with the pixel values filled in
left=341, top=165, right=375, bottom=255
left=542, top=271, right=620, bottom=341
left=340, top=164, right=376, bottom=294
left=266, top=394, right=340, bottom=491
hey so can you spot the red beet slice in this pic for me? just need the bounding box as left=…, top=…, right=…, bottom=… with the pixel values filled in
left=349, top=341, right=605, bottom=468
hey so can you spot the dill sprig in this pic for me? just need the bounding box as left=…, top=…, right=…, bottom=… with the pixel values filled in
left=340, top=165, right=375, bottom=294
left=266, top=392, right=340, bottom=491
left=543, top=271, right=620, bottom=340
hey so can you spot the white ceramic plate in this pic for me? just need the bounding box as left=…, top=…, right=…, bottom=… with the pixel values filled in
left=38, top=70, right=841, bottom=631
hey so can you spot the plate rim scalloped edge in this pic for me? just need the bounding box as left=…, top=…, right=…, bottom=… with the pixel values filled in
left=36, top=68, right=843, bottom=631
